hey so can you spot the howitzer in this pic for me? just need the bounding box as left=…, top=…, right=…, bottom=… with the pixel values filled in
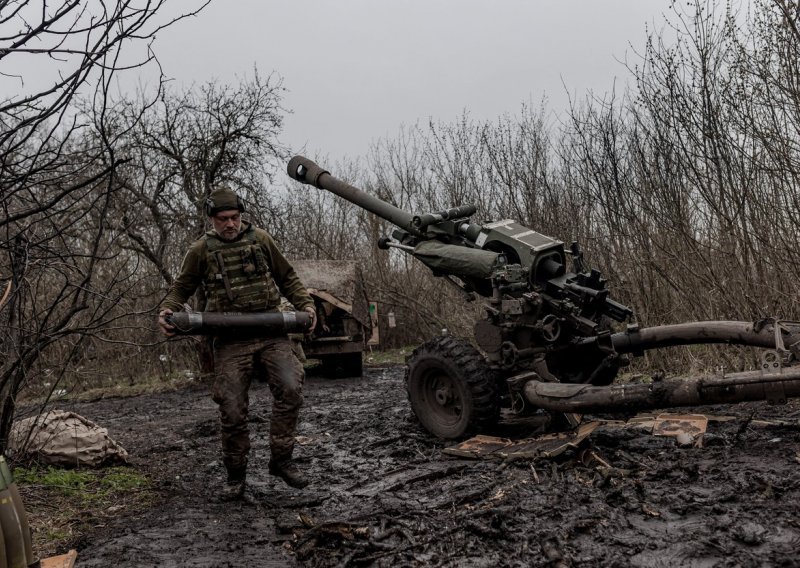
left=288, top=155, right=800, bottom=439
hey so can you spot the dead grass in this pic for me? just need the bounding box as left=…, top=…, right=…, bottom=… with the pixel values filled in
left=363, top=346, right=415, bottom=367
left=21, top=371, right=205, bottom=407
left=15, top=465, right=154, bottom=559
left=69, top=373, right=204, bottom=402
left=15, top=373, right=194, bottom=558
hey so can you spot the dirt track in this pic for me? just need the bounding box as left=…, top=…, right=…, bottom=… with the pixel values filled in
left=64, top=365, right=800, bottom=567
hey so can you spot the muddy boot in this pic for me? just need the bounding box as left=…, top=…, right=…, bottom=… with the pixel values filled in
left=220, top=466, right=246, bottom=501
left=268, top=459, right=308, bottom=489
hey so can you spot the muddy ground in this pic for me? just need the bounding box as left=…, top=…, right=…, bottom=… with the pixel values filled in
left=54, top=364, right=800, bottom=567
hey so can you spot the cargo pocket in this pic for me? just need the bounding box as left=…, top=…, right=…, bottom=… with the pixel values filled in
left=241, top=246, right=258, bottom=275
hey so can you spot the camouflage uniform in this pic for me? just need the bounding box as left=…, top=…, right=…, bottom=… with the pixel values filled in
left=211, top=336, right=304, bottom=473
left=161, top=221, right=313, bottom=479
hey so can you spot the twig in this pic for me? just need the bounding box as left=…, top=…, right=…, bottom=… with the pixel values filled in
left=0, top=280, right=11, bottom=311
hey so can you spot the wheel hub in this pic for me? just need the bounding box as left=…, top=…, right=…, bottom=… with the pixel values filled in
left=434, top=385, right=453, bottom=405
left=405, top=336, right=500, bottom=439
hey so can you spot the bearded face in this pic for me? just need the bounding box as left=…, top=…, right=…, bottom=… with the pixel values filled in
left=211, top=210, right=242, bottom=241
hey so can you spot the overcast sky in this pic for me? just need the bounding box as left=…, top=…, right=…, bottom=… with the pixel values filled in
left=155, top=1, right=672, bottom=162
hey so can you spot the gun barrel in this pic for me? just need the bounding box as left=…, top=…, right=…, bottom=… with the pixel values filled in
left=288, top=155, right=419, bottom=235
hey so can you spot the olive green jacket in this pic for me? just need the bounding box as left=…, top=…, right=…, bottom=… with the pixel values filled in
left=160, top=222, right=313, bottom=314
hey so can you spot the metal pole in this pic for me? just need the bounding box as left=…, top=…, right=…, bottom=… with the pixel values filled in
left=523, top=367, right=800, bottom=414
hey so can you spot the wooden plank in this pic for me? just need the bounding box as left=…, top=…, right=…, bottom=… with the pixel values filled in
left=653, top=413, right=708, bottom=438
left=40, top=549, right=78, bottom=568
left=443, top=422, right=600, bottom=460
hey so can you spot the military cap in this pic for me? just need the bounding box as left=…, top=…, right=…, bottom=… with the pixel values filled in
left=205, top=186, right=245, bottom=216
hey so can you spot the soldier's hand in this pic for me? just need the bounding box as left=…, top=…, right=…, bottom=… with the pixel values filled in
left=158, top=309, right=176, bottom=337
left=304, top=306, right=317, bottom=333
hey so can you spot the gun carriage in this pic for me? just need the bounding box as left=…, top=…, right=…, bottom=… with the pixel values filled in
left=288, top=155, right=800, bottom=439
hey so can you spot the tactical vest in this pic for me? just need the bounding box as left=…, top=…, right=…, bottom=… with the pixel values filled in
left=202, top=226, right=281, bottom=313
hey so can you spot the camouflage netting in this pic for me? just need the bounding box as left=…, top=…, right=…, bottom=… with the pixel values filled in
left=291, top=260, right=371, bottom=330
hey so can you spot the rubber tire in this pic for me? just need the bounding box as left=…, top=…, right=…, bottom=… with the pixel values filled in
left=339, top=352, right=363, bottom=377
left=405, top=336, right=499, bottom=439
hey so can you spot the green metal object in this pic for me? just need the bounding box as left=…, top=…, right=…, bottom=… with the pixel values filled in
left=0, top=457, right=37, bottom=568
left=288, top=155, right=800, bottom=440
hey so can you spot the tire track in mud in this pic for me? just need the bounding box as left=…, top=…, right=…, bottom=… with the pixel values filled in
left=63, top=367, right=800, bottom=567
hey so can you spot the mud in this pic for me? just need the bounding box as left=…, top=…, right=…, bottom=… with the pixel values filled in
left=64, top=366, right=800, bottom=567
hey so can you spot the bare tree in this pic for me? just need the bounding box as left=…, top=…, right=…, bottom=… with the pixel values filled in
left=107, top=71, right=289, bottom=288
left=0, top=0, right=210, bottom=450
left=277, top=0, right=800, bottom=365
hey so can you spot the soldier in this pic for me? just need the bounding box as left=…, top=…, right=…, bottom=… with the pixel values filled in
left=158, top=186, right=317, bottom=500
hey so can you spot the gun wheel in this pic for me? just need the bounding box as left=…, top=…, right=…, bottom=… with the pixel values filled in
left=405, top=336, right=499, bottom=439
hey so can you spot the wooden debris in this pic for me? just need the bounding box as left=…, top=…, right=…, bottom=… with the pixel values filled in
left=0, top=280, right=10, bottom=311
left=653, top=413, right=708, bottom=447
left=578, top=448, right=612, bottom=468
left=464, top=519, right=502, bottom=538
left=443, top=421, right=600, bottom=460
left=350, top=463, right=468, bottom=496
left=41, top=549, right=78, bottom=568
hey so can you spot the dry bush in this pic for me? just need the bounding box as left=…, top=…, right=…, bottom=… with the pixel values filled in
left=12, top=0, right=800, bottom=410
left=274, top=1, right=800, bottom=373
